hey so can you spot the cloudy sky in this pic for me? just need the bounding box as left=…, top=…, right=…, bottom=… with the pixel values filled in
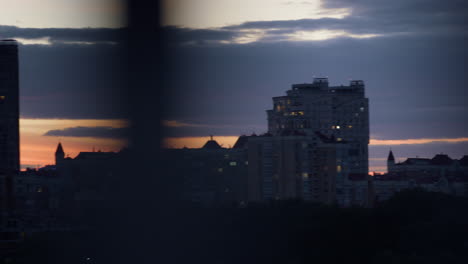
left=0, top=0, right=128, bottom=168
left=1, top=0, right=467, bottom=171
left=160, top=0, right=468, bottom=172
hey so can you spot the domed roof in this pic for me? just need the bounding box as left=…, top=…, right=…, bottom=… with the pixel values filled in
left=202, top=135, right=222, bottom=149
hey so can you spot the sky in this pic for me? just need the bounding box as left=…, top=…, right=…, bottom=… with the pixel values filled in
left=0, top=0, right=128, bottom=169
left=159, top=0, right=468, bottom=172
left=1, top=0, right=467, bottom=172
left=0, top=0, right=126, bottom=28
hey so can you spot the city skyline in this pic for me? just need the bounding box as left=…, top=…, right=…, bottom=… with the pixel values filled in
left=0, top=1, right=467, bottom=173
left=2, top=1, right=468, bottom=262
left=160, top=0, right=468, bottom=173
left=0, top=0, right=128, bottom=169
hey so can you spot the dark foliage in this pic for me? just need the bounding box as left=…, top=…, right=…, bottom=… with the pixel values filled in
left=4, top=189, right=468, bottom=264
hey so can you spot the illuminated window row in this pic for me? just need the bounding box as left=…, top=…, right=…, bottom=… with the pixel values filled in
left=331, top=125, right=353, bottom=129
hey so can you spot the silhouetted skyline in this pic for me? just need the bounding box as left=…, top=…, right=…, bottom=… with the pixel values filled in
left=0, top=0, right=467, bottom=172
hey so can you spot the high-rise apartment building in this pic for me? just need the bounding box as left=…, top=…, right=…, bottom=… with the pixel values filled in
left=247, top=134, right=351, bottom=204
left=267, top=78, right=369, bottom=175
left=246, top=78, right=370, bottom=205
left=0, top=39, right=20, bottom=212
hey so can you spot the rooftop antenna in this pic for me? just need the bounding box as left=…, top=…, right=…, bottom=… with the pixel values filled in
left=210, top=135, right=213, bottom=141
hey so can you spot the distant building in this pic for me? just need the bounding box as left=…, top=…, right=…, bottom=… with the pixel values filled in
left=0, top=39, right=20, bottom=213
left=54, top=143, right=127, bottom=216
left=369, top=151, right=468, bottom=203
left=267, top=78, right=369, bottom=175
left=164, top=78, right=371, bottom=207
left=243, top=78, right=370, bottom=206
left=372, top=174, right=411, bottom=202
left=387, top=151, right=468, bottom=177
left=14, top=168, right=64, bottom=231
left=247, top=132, right=355, bottom=206
left=163, top=136, right=248, bottom=206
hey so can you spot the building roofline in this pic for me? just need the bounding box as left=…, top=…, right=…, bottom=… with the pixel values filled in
left=0, top=39, right=18, bottom=45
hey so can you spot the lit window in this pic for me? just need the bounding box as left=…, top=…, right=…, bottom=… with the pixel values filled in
left=360, top=107, right=365, bottom=112
left=298, top=111, right=304, bottom=116
left=336, top=125, right=340, bottom=129
left=348, top=125, right=353, bottom=129
left=337, top=138, right=342, bottom=141
left=276, top=105, right=281, bottom=112
left=302, top=173, right=308, bottom=179
left=287, top=99, right=291, bottom=105
left=37, top=187, right=43, bottom=193
left=0, top=95, right=5, bottom=100
left=229, top=161, right=237, bottom=166
left=337, top=165, right=342, bottom=172
left=217, top=168, right=223, bottom=173
left=331, top=126, right=335, bottom=129
left=245, top=161, right=248, bottom=165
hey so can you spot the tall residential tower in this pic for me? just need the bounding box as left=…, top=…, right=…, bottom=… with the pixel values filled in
left=267, top=78, right=369, bottom=175
left=0, top=39, right=20, bottom=212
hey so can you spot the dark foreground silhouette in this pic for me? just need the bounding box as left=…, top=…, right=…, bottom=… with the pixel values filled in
left=4, top=189, right=468, bottom=264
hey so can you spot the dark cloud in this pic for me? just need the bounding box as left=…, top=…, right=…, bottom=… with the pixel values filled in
left=19, top=43, right=128, bottom=119
left=0, top=25, right=124, bottom=44
left=322, top=0, right=468, bottom=34
left=323, top=0, right=468, bottom=17
left=161, top=26, right=237, bottom=45
left=163, top=123, right=264, bottom=138
left=43, top=126, right=128, bottom=139
left=0, top=26, right=128, bottom=119
left=159, top=0, right=468, bottom=46
left=161, top=33, right=468, bottom=140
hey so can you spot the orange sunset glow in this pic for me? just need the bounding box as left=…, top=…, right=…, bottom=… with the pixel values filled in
left=370, top=137, right=468, bottom=145
left=20, top=118, right=128, bottom=168
left=164, top=136, right=468, bottom=149
left=163, top=136, right=239, bottom=149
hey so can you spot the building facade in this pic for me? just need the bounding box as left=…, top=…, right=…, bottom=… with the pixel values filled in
left=267, top=78, right=369, bottom=175
left=368, top=151, right=468, bottom=203
left=387, top=151, right=468, bottom=177
left=247, top=133, right=353, bottom=205
left=0, top=39, right=20, bottom=213
left=163, top=137, right=249, bottom=206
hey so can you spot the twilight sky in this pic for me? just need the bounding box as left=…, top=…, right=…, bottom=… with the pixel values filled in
left=0, top=0, right=128, bottom=169
left=1, top=0, right=467, bottom=172
left=160, top=0, right=468, bottom=172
